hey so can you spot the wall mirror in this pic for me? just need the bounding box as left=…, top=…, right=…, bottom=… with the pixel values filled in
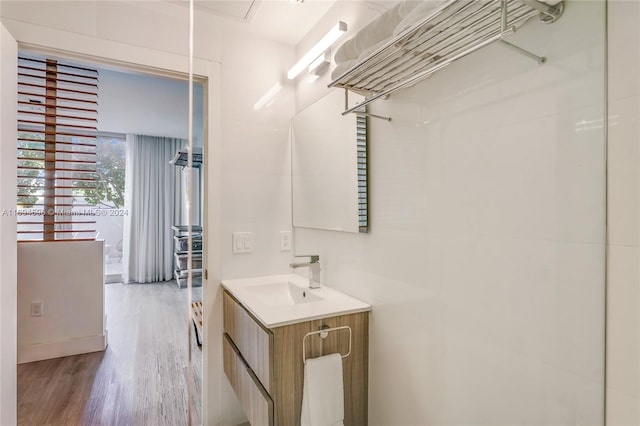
left=292, top=89, right=368, bottom=233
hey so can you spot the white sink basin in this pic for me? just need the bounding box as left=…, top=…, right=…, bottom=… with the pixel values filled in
left=222, top=274, right=371, bottom=328
left=247, top=281, right=323, bottom=307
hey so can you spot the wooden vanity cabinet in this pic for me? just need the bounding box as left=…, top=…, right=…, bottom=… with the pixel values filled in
left=223, top=290, right=369, bottom=426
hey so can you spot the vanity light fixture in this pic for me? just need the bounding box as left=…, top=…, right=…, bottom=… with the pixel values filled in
left=308, top=50, right=331, bottom=76
left=287, top=21, right=347, bottom=80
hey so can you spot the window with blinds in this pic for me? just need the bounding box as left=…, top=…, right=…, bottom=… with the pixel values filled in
left=17, top=56, right=99, bottom=242
left=356, top=114, right=368, bottom=233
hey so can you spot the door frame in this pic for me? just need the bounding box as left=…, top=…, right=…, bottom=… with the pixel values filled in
left=0, top=22, right=18, bottom=426
left=0, top=22, right=223, bottom=425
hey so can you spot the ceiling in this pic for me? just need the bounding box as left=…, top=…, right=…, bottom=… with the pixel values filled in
left=193, top=0, right=261, bottom=22
left=168, top=0, right=395, bottom=46
left=192, top=0, right=339, bottom=46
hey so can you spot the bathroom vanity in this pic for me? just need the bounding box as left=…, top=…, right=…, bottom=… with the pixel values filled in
left=222, top=274, right=371, bottom=426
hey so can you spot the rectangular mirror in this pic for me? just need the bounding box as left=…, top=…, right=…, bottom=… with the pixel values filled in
left=292, top=89, right=368, bottom=233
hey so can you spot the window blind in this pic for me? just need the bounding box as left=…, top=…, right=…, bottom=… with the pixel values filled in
left=17, top=56, right=99, bottom=242
left=356, top=114, right=368, bottom=233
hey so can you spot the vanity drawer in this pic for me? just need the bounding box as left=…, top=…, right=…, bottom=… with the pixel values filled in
left=223, top=291, right=272, bottom=392
left=223, top=333, right=273, bottom=426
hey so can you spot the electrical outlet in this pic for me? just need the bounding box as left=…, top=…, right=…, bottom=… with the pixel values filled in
left=280, top=231, right=291, bottom=251
left=31, top=301, right=43, bottom=317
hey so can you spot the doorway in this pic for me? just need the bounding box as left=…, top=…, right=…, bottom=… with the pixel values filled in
left=13, top=50, right=208, bottom=425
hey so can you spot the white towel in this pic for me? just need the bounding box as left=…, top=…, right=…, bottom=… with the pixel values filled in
left=392, top=0, right=446, bottom=36
left=331, top=59, right=358, bottom=81
left=300, top=353, right=344, bottom=426
left=331, top=37, right=392, bottom=81
left=393, top=0, right=552, bottom=38
left=399, top=1, right=423, bottom=18
left=334, top=2, right=404, bottom=64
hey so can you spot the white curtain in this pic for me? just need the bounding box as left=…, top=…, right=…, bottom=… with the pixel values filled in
left=123, top=134, right=186, bottom=283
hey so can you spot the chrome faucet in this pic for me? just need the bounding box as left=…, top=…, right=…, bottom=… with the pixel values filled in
left=289, top=255, right=321, bottom=289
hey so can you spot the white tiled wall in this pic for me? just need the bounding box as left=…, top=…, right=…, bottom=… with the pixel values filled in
left=219, top=31, right=295, bottom=282
left=607, top=1, right=640, bottom=424
left=295, top=1, right=607, bottom=424
left=216, top=31, right=295, bottom=425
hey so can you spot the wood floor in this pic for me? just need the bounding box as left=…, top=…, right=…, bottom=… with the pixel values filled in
left=17, top=282, right=203, bottom=426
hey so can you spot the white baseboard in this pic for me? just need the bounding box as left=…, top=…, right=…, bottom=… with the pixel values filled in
left=18, top=334, right=107, bottom=364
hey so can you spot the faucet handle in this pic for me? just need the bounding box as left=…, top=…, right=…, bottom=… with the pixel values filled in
left=295, top=254, right=319, bottom=263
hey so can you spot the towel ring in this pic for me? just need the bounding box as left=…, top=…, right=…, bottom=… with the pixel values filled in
left=302, top=325, right=352, bottom=364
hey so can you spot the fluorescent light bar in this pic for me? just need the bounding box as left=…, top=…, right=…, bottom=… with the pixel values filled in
left=287, top=21, right=347, bottom=80
left=253, top=81, right=283, bottom=111
left=308, top=50, right=330, bottom=74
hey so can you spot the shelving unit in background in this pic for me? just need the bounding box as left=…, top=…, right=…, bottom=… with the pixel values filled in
left=172, top=225, right=203, bottom=288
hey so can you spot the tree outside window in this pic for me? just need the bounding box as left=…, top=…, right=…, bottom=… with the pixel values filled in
left=78, top=136, right=126, bottom=208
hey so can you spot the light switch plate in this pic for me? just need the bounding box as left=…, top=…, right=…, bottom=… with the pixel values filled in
left=232, top=232, right=253, bottom=254
left=31, top=301, right=43, bottom=317
left=243, top=233, right=253, bottom=251
left=234, top=233, right=243, bottom=251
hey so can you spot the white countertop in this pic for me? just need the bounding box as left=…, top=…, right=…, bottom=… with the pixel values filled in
left=221, top=274, right=371, bottom=328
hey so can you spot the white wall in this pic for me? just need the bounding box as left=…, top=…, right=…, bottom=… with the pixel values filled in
left=212, top=29, right=295, bottom=425
left=294, top=1, right=606, bottom=424
left=606, top=1, right=640, bottom=423
left=17, top=241, right=106, bottom=363
left=0, top=23, right=17, bottom=426
left=98, top=68, right=204, bottom=145
left=0, top=2, right=294, bottom=424
left=219, top=31, right=295, bottom=282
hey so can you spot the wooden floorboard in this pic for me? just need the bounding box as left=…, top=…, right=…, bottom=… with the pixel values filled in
left=17, top=281, right=203, bottom=426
